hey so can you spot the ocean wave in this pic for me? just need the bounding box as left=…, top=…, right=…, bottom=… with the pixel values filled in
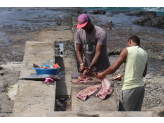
left=143, top=7, right=164, bottom=12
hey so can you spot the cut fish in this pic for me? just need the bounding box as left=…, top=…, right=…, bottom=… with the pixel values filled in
left=77, top=84, right=101, bottom=101
left=71, top=76, right=92, bottom=83
left=96, top=78, right=113, bottom=100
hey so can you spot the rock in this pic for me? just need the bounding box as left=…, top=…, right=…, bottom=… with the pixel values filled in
left=0, top=72, right=4, bottom=76
left=134, top=11, right=156, bottom=17
left=109, top=20, right=112, bottom=23
left=152, top=16, right=164, bottom=27
left=133, top=17, right=151, bottom=26
left=72, top=8, right=87, bottom=14
left=106, top=11, right=155, bottom=21
left=160, top=71, right=164, bottom=76
left=0, top=66, right=3, bottom=70
left=152, top=106, right=164, bottom=117
left=126, top=11, right=157, bottom=17
left=161, top=53, right=164, bottom=58
left=76, top=112, right=99, bottom=117
left=0, top=82, right=5, bottom=88
left=109, top=11, right=127, bottom=15
left=7, top=84, right=18, bottom=101
left=133, top=15, right=164, bottom=28
left=92, top=10, right=106, bottom=14
left=108, top=48, right=122, bottom=56
left=115, top=48, right=122, bottom=54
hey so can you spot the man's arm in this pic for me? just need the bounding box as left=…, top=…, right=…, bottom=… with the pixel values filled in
left=76, top=43, right=83, bottom=64
left=143, top=62, right=147, bottom=77
left=76, top=43, right=85, bottom=73
left=97, top=48, right=128, bottom=79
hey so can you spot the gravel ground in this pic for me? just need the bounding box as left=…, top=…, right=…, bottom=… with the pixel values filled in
left=0, top=67, right=20, bottom=116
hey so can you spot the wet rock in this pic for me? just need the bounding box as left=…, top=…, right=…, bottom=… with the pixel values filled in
left=91, top=10, right=106, bottom=14
left=133, top=16, right=164, bottom=28
left=108, top=11, right=156, bottom=17
left=0, top=82, right=5, bottom=88
left=76, top=9, right=87, bottom=14
left=152, top=16, right=164, bottom=27
left=62, top=17, right=72, bottom=26
left=127, top=11, right=157, bottom=17
left=152, top=106, right=164, bottom=117
left=109, top=11, right=126, bottom=15
left=123, top=10, right=164, bottom=29
left=133, top=17, right=151, bottom=26
left=160, top=71, right=164, bottom=76
left=0, top=66, right=3, bottom=70
left=108, top=48, right=122, bottom=55
left=0, top=72, right=4, bottom=76
left=76, top=112, right=99, bottom=117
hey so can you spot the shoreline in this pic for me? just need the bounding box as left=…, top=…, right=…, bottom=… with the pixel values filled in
left=0, top=7, right=164, bottom=64
left=0, top=7, right=163, bottom=116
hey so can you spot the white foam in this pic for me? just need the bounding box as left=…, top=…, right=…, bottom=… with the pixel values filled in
left=143, top=7, right=164, bottom=12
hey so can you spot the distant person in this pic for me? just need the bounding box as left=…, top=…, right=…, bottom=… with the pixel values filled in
left=97, top=35, right=148, bottom=111
left=75, top=14, right=110, bottom=74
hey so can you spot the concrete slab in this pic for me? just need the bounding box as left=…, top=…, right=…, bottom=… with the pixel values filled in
left=36, top=30, right=73, bottom=42
left=12, top=41, right=56, bottom=117
left=19, top=41, right=55, bottom=78
left=71, top=77, right=118, bottom=111
left=41, top=26, right=72, bottom=31
left=47, top=111, right=152, bottom=117
left=63, top=57, right=78, bottom=75
left=12, top=82, right=56, bottom=117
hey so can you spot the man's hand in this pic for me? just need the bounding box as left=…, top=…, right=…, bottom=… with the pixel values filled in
left=114, top=74, right=122, bottom=81
left=79, top=64, right=85, bottom=73
left=87, top=66, right=92, bottom=74
left=83, top=66, right=92, bottom=75
left=96, top=72, right=106, bottom=79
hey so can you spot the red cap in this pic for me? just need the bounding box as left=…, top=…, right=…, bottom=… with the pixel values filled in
left=77, top=14, right=89, bottom=29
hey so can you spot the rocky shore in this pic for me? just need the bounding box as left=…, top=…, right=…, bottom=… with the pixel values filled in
left=0, top=7, right=164, bottom=116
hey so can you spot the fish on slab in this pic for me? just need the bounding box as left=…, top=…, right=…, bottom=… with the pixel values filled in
left=96, top=78, right=113, bottom=100
left=77, top=84, right=101, bottom=101
left=71, top=76, right=92, bottom=83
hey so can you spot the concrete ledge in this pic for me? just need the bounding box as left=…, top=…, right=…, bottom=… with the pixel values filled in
left=12, top=41, right=56, bottom=117
left=47, top=111, right=152, bottom=117
left=12, top=82, right=56, bottom=117
left=37, top=29, right=73, bottom=42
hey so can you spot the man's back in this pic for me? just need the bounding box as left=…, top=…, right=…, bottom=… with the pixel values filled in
left=122, top=46, right=147, bottom=90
